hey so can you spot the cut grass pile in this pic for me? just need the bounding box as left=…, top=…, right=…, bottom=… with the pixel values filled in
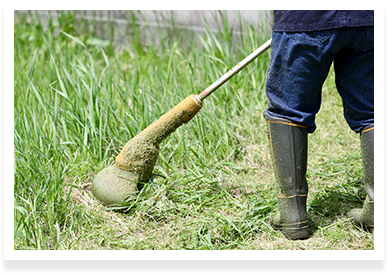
left=13, top=11, right=373, bottom=250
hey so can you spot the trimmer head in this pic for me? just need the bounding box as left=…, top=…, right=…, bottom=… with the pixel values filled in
left=91, top=95, right=202, bottom=205
left=92, top=165, right=138, bottom=205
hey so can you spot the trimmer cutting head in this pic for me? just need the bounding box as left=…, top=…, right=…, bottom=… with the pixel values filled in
left=92, top=165, right=138, bottom=205
left=92, top=95, right=202, bottom=205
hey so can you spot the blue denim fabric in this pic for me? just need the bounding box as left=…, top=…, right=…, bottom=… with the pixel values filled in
left=264, top=27, right=374, bottom=133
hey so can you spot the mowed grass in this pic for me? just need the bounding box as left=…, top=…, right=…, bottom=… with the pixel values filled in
left=13, top=11, right=373, bottom=250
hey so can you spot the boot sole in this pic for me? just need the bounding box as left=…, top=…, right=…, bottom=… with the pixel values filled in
left=273, top=222, right=310, bottom=240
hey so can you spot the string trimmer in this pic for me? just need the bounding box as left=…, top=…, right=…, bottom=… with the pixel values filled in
left=92, top=38, right=272, bottom=205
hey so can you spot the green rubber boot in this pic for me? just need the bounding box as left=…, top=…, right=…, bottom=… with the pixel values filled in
left=267, top=118, right=309, bottom=240
left=349, top=125, right=374, bottom=233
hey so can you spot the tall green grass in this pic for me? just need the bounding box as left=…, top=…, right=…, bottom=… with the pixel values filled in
left=14, top=11, right=372, bottom=250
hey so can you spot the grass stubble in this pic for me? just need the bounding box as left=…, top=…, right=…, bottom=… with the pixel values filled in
left=13, top=11, right=373, bottom=251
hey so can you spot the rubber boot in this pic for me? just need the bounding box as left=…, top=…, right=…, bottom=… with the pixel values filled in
left=267, top=118, right=310, bottom=240
left=349, top=125, right=374, bottom=233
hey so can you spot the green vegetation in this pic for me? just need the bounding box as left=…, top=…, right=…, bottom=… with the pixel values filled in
left=14, top=10, right=373, bottom=250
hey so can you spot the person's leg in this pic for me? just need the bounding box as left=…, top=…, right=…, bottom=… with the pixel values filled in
left=264, top=30, right=337, bottom=240
left=333, top=27, right=374, bottom=232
